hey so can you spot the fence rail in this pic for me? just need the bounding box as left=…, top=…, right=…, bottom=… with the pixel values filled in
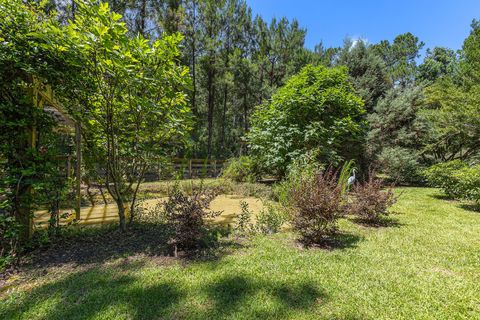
left=145, top=158, right=227, bottom=181
left=55, top=156, right=227, bottom=181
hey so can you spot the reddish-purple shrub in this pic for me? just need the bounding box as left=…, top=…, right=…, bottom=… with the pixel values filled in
left=290, top=169, right=344, bottom=246
left=347, top=175, right=397, bottom=223
left=163, top=187, right=222, bottom=255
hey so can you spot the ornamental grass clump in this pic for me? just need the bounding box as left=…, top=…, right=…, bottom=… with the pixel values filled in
left=290, top=168, right=344, bottom=246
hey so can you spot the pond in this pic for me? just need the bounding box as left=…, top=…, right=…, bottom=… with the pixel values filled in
left=34, top=195, right=263, bottom=228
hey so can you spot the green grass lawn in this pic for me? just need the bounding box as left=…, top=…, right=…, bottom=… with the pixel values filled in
left=1, top=187, right=479, bottom=319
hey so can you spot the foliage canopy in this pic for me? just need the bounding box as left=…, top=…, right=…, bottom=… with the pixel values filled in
left=248, top=64, right=366, bottom=176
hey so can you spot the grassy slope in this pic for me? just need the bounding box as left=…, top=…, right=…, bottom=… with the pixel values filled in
left=1, top=187, right=479, bottom=319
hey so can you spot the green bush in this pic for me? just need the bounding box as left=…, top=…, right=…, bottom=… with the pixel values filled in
left=255, top=202, right=288, bottom=235
left=248, top=64, right=366, bottom=177
left=450, top=166, right=480, bottom=202
left=424, top=161, right=480, bottom=202
left=222, top=156, right=261, bottom=183
left=273, top=152, right=323, bottom=208
left=0, top=189, right=21, bottom=271
left=0, top=215, right=21, bottom=271
left=423, top=160, right=467, bottom=198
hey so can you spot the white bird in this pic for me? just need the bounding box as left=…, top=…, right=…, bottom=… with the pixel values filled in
left=347, top=169, right=356, bottom=186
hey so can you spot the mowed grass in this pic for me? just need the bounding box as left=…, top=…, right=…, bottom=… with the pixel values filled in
left=1, top=187, right=479, bottom=319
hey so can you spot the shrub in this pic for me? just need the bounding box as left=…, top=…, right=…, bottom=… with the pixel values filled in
left=222, top=156, right=261, bottom=183
left=423, top=160, right=468, bottom=198
left=347, top=175, right=397, bottom=223
left=0, top=215, right=21, bottom=271
left=450, top=166, right=480, bottom=203
left=136, top=201, right=167, bottom=225
left=234, top=201, right=254, bottom=236
left=162, top=188, right=222, bottom=255
left=255, top=202, right=288, bottom=234
left=290, top=168, right=344, bottom=246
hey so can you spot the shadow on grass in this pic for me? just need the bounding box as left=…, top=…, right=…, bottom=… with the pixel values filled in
left=205, top=274, right=325, bottom=318
left=1, top=264, right=326, bottom=319
left=350, top=216, right=403, bottom=228
left=458, top=203, right=480, bottom=213
left=429, top=192, right=480, bottom=213
left=0, top=264, right=183, bottom=320
left=300, top=231, right=363, bottom=251
left=430, top=193, right=456, bottom=201
left=23, top=223, right=237, bottom=270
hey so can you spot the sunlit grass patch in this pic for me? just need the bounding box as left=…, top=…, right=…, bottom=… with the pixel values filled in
left=2, top=187, right=480, bottom=319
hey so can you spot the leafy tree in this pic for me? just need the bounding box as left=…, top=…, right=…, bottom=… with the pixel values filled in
left=248, top=65, right=366, bottom=176
left=421, top=20, right=480, bottom=163
left=54, top=1, right=192, bottom=231
left=423, top=79, right=480, bottom=162
left=461, top=19, right=480, bottom=85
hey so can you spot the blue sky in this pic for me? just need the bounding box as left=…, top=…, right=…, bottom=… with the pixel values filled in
left=245, top=0, right=480, bottom=54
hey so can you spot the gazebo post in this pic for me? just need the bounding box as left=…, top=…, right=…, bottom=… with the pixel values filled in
left=75, top=122, right=82, bottom=220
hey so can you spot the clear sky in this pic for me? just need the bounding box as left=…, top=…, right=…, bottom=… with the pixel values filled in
left=245, top=0, right=480, bottom=54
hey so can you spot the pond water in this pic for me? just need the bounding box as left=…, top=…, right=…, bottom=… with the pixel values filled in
left=34, top=195, right=263, bottom=228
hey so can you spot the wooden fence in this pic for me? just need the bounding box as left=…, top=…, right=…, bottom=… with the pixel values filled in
left=58, top=156, right=226, bottom=181
left=144, top=158, right=226, bottom=181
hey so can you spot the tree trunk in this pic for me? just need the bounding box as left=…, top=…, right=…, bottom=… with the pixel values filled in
left=206, top=57, right=215, bottom=158
left=243, top=86, right=248, bottom=134
left=139, top=0, right=147, bottom=37
left=99, top=185, right=108, bottom=205
left=191, top=42, right=197, bottom=115
left=116, top=198, right=127, bottom=232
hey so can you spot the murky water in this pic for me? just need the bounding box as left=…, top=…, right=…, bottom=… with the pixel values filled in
left=34, top=195, right=263, bottom=228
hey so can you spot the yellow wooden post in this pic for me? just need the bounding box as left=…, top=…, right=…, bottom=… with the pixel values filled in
left=22, top=80, right=40, bottom=239
left=75, top=123, right=81, bottom=220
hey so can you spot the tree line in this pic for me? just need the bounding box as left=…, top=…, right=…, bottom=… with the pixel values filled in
left=46, top=0, right=478, bottom=177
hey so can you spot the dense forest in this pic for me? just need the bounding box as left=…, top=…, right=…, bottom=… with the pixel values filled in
left=36, top=1, right=479, bottom=179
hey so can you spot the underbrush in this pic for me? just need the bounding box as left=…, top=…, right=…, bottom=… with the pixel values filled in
left=136, top=185, right=230, bottom=256
left=233, top=201, right=288, bottom=236
left=222, top=156, right=261, bottom=183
